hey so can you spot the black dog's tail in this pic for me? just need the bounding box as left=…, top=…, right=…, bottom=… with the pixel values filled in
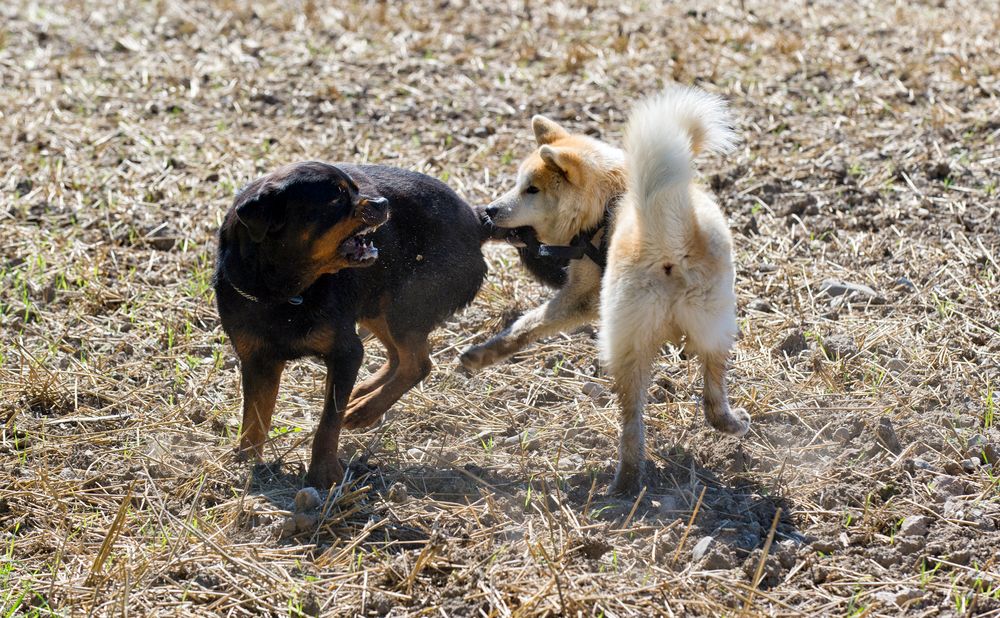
left=474, top=205, right=569, bottom=289
left=476, top=205, right=509, bottom=244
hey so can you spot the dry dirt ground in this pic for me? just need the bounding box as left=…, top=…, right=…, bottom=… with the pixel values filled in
left=2, top=0, right=999, bottom=616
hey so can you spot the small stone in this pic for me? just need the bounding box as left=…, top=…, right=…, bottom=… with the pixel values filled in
left=983, top=444, right=1000, bottom=465
left=892, top=277, right=916, bottom=293
left=819, top=279, right=876, bottom=299
left=886, top=359, right=907, bottom=373
left=503, top=431, right=540, bottom=451
left=748, top=299, right=774, bottom=313
left=692, top=536, right=735, bottom=570
left=691, top=536, right=715, bottom=561
left=875, top=417, right=903, bottom=455
left=405, top=447, right=425, bottom=462
left=294, top=487, right=322, bottom=512
left=874, top=589, right=925, bottom=606
left=897, top=515, right=931, bottom=537
left=961, top=458, right=979, bottom=473
left=582, top=381, right=606, bottom=400
left=387, top=482, right=408, bottom=503
left=944, top=461, right=965, bottom=475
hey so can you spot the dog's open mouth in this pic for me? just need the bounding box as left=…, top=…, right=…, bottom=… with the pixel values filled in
left=338, top=226, right=380, bottom=265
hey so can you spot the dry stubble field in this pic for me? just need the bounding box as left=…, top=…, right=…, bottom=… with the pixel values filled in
left=2, top=0, right=999, bottom=616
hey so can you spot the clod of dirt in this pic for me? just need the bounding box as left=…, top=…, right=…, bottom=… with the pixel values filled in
left=943, top=499, right=997, bottom=531
left=820, top=334, right=858, bottom=360
left=894, top=536, right=926, bottom=555
left=774, top=330, right=808, bottom=357
left=387, top=482, right=409, bottom=504
left=930, top=477, right=968, bottom=502
left=926, top=160, right=951, bottom=180
left=873, top=589, right=925, bottom=607
left=742, top=548, right=783, bottom=587
left=966, top=435, right=1000, bottom=465
left=811, top=537, right=846, bottom=554
left=294, top=487, right=322, bottom=512
left=783, top=194, right=819, bottom=217
left=870, top=547, right=902, bottom=567
left=691, top=536, right=736, bottom=570
left=293, top=512, right=319, bottom=533
left=875, top=417, right=903, bottom=455
left=145, top=225, right=178, bottom=251
left=897, top=515, right=931, bottom=537
left=984, top=443, right=1000, bottom=465
left=574, top=535, right=612, bottom=560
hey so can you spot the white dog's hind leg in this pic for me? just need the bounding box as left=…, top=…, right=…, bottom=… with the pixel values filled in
left=698, top=348, right=750, bottom=436
left=600, top=276, right=666, bottom=495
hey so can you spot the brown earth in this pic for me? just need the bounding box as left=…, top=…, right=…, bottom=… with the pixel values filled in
left=1, top=0, right=998, bottom=616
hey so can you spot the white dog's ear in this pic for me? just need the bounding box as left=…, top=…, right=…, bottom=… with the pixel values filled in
left=539, top=145, right=583, bottom=184
left=532, top=115, right=569, bottom=145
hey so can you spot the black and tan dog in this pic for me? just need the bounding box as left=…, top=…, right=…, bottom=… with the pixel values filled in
left=215, top=161, right=486, bottom=488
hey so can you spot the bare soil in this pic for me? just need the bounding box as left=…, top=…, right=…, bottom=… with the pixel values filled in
left=1, top=0, right=998, bottom=616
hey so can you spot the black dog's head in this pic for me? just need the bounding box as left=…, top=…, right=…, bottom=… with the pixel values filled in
left=223, top=161, right=389, bottom=294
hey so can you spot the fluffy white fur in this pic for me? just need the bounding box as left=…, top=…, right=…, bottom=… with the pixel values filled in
left=462, top=84, right=748, bottom=495
left=599, top=85, right=749, bottom=494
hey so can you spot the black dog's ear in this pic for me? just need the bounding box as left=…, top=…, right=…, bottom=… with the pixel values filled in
left=234, top=183, right=285, bottom=243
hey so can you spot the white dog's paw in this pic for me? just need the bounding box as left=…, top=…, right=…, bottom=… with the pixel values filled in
left=724, top=407, right=751, bottom=437
left=706, top=405, right=751, bottom=437
left=459, top=345, right=492, bottom=371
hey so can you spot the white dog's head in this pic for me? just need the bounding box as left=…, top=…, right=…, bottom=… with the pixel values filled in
left=485, top=116, right=625, bottom=245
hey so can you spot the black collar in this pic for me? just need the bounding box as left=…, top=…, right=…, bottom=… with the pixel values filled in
left=221, top=262, right=303, bottom=306
left=512, top=194, right=621, bottom=270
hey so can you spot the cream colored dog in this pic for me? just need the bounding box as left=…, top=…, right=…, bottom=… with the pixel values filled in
left=463, top=84, right=750, bottom=494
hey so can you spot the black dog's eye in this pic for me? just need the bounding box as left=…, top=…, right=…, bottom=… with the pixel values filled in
left=525, top=186, right=540, bottom=194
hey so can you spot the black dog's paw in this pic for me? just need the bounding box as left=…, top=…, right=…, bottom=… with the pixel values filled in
left=305, top=457, right=344, bottom=490
left=608, top=463, right=643, bottom=497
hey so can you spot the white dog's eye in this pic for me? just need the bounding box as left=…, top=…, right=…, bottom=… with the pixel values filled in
left=525, top=186, right=540, bottom=194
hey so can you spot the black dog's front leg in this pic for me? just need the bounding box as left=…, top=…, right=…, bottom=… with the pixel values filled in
left=305, top=332, right=364, bottom=489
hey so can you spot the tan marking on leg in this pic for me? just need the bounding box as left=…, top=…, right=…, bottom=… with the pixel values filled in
left=350, top=316, right=400, bottom=401
left=342, top=335, right=431, bottom=430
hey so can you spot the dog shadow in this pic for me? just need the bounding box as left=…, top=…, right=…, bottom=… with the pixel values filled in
left=243, top=443, right=801, bottom=574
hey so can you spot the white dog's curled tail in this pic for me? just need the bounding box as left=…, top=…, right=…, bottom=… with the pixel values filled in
left=625, top=84, right=737, bottom=210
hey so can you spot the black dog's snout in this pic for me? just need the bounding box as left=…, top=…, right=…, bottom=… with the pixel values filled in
left=355, top=195, right=389, bottom=225
left=485, top=206, right=499, bottom=220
